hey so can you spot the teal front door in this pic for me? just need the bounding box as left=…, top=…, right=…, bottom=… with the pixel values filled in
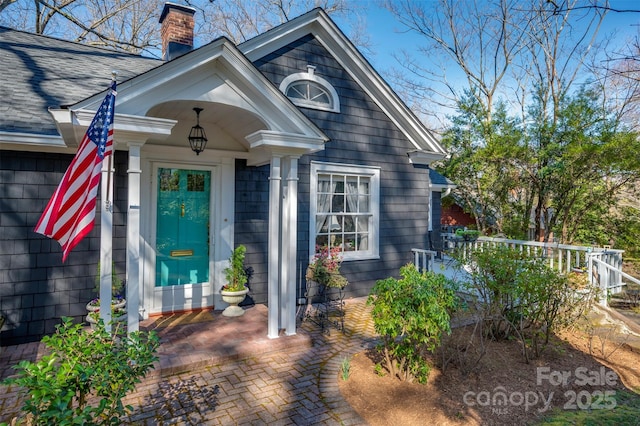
left=155, top=168, right=211, bottom=310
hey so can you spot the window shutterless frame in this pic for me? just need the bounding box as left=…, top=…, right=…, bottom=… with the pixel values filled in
left=310, top=161, right=380, bottom=261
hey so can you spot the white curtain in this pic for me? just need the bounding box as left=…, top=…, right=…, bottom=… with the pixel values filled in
left=316, top=175, right=336, bottom=234
left=345, top=176, right=358, bottom=213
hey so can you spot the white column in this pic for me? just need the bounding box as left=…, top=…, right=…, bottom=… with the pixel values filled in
left=267, top=155, right=282, bottom=339
left=99, top=154, right=114, bottom=331
left=282, top=157, right=299, bottom=335
left=126, top=143, right=142, bottom=333
left=279, top=159, right=289, bottom=331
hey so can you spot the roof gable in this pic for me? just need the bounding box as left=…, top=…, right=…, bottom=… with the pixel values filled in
left=239, top=9, right=446, bottom=159
left=44, top=36, right=327, bottom=163
left=70, top=37, right=326, bottom=140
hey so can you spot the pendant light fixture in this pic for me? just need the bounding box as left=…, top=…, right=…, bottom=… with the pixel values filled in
left=188, top=107, right=207, bottom=155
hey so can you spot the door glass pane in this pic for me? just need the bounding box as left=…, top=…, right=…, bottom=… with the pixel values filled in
left=187, top=173, right=205, bottom=192
left=160, top=169, right=180, bottom=192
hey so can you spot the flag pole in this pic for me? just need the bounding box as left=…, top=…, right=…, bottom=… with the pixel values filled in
left=99, top=72, right=117, bottom=331
left=104, top=71, right=117, bottom=209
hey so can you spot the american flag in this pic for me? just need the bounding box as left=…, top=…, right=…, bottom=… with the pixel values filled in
left=35, top=81, right=117, bottom=262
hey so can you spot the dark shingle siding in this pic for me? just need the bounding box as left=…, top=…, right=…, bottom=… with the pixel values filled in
left=0, top=150, right=127, bottom=345
left=234, top=160, right=270, bottom=304
left=253, top=35, right=433, bottom=297
left=431, top=191, right=443, bottom=251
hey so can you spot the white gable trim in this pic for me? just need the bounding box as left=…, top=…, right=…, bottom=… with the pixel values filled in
left=407, top=150, right=445, bottom=166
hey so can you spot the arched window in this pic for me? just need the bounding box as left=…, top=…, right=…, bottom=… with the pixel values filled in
left=279, top=66, right=340, bottom=113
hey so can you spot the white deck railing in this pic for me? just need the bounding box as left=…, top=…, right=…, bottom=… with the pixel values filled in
left=590, top=254, right=640, bottom=303
left=419, top=236, right=626, bottom=306
left=411, top=248, right=437, bottom=273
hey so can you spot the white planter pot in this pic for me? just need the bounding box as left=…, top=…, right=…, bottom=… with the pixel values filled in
left=220, top=288, right=249, bottom=317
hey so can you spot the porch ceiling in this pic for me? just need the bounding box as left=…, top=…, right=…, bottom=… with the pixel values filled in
left=145, top=100, right=268, bottom=152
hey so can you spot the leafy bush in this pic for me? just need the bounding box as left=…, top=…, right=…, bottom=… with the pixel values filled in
left=367, top=264, right=457, bottom=383
left=460, top=245, right=594, bottom=362
left=3, top=317, right=159, bottom=425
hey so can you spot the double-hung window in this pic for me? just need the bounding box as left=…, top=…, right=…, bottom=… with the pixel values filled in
left=310, top=162, right=380, bottom=260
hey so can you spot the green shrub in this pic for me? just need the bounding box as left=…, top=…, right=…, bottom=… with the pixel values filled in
left=3, top=317, right=159, bottom=425
left=461, top=245, right=594, bottom=362
left=367, top=264, right=458, bottom=383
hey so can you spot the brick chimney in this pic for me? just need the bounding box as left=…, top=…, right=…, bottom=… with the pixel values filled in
left=159, top=3, right=196, bottom=61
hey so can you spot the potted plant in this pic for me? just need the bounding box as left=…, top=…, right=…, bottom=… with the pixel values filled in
left=306, top=245, right=348, bottom=289
left=86, top=262, right=125, bottom=317
left=220, top=245, right=249, bottom=317
left=455, top=228, right=481, bottom=242
left=85, top=306, right=127, bottom=330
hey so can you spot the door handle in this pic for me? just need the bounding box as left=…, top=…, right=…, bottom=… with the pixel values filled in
left=181, top=203, right=185, bottom=217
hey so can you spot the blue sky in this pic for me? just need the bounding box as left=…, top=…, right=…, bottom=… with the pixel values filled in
left=340, top=1, right=640, bottom=73
left=332, top=1, right=640, bottom=125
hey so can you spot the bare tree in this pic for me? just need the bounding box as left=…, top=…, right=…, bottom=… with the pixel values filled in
left=0, top=0, right=17, bottom=14
left=77, top=0, right=160, bottom=55
left=0, top=0, right=370, bottom=58
left=189, top=0, right=370, bottom=50
left=383, top=0, right=533, bottom=125
left=0, top=0, right=158, bottom=54
left=590, top=24, right=640, bottom=129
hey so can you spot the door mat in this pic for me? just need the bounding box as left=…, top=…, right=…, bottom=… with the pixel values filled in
left=142, top=310, right=216, bottom=330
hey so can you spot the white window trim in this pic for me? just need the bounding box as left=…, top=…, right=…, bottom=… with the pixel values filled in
left=280, top=67, right=340, bottom=113
left=310, top=161, right=380, bottom=261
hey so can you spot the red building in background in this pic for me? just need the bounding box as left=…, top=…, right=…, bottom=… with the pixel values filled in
left=441, top=202, right=475, bottom=228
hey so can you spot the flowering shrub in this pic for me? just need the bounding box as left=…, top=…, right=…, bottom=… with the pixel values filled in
left=306, top=245, right=348, bottom=288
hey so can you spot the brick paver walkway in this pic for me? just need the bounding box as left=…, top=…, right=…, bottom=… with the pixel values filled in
left=1, top=298, right=378, bottom=425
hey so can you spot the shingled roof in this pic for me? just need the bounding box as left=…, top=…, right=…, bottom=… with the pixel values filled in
left=0, top=26, right=161, bottom=135
left=429, top=168, right=456, bottom=188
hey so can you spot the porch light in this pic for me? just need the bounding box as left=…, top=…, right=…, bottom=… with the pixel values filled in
left=188, top=107, right=208, bottom=155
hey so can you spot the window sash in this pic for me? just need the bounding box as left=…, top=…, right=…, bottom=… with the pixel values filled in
left=287, top=81, right=333, bottom=108
left=310, top=162, right=379, bottom=261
